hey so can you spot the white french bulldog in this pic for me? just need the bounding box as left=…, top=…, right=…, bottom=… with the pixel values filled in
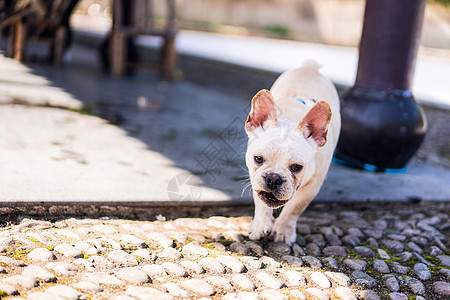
left=245, top=61, right=341, bottom=245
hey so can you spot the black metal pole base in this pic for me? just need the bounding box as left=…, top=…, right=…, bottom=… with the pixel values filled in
left=334, top=86, right=427, bottom=172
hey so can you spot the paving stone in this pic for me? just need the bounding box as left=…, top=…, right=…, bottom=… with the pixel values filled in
left=73, top=281, right=103, bottom=293
left=310, top=271, right=331, bottom=288
left=87, top=255, right=115, bottom=270
left=182, top=242, right=209, bottom=257
left=388, top=292, right=408, bottom=300
left=413, top=252, right=435, bottom=266
left=120, top=234, right=147, bottom=248
left=0, top=237, right=15, bottom=248
left=304, top=288, right=330, bottom=300
left=184, top=232, right=207, bottom=243
left=390, top=262, right=409, bottom=275
left=440, top=268, right=450, bottom=280
left=335, top=287, right=357, bottom=300
left=245, top=241, right=264, bottom=256
left=240, top=256, right=264, bottom=270
left=342, top=235, right=360, bottom=247
left=281, top=255, right=303, bottom=267
left=103, top=238, right=123, bottom=250
left=352, top=271, right=377, bottom=289
left=74, top=241, right=99, bottom=255
left=288, top=244, right=303, bottom=258
left=260, top=289, right=289, bottom=300
left=323, top=246, right=347, bottom=257
left=260, top=256, right=282, bottom=269
left=305, top=243, right=321, bottom=256
left=198, top=257, right=226, bottom=274
left=162, top=283, right=190, bottom=298
left=296, top=235, right=307, bottom=246
left=146, top=233, right=174, bottom=249
left=113, top=296, right=136, bottom=300
left=3, top=275, right=37, bottom=289
left=255, top=271, right=284, bottom=289
left=205, top=276, right=235, bottom=292
left=433, top=281, right=450, bottom=296
left=141, top=264, right=168, bottom=279
left=302, top=255, right=322, bottom=268
left=161, top=262, right=188, bottom=277
left=180, top=279, right=215, bottom=297
left=55, top=229, right=81, bottom=240
left=159, top=247, right=182, bottom=260
left=230, top=242, right=251, bottom=255
left=381, top=239, right=404, bottom=253
left=179, top=260, right=204, bottom=274
left=86, top=272, right=124, bottom=286
left=405, top=276, right=425, bottom=295
left=398, top=251, right=412, bottom=262
left=429, top=245, right=443, bottom=256
left=22, top=265, right=56, bottom=282
left=46, top=262, right=78, bottom=276
left=217, top=255, right=246, bottom=273
left=210, top=242, right=227, bottom=252
left=347, top=227, right=364, bottom=238
left=382, top=274, right=399, bottom=292
left=324, top=271, right=351, bottom=286
left=46, top=284, right=83, bottom=300
left=0, top=266, right=5, bottom=274
left=226, top=231, right=246, bottom=242
left=232, top=274, right=256, bottom=291
left=27, top=247, right=56, bottom=262
left=132, top=249, right=156, bottom=261
left=406, top=241, right=423, bottom=254
left=265, top=242, right=291, bottom=255
left=0, top=283, right=19, bottom=296
left=413, top=263, right=431, bottom=280
left=305, top=234, right=326, bottom=247
left=126, top=286, right=174, bottom=300
left=437, top=255, right=450, bottom=267
left=289, top=290, right=306, bottom=300
left=108, top=250, right=138, bottom=267
left=54, top=243, right=83, bottom=258
left=324, top=233, right=342, bottom=246
left=28, top=291, right=65, bottom=300
left=373, top=259, right=390, bottom=273
left=117, top=267, right=151, bottom=283
left=354, top=246, right=375, bottom=258
left=322, top=257, right=339, bottom=269
left=344, top=259, right=367, bottom=271
left=387, top=234, right=406, bottom=241
left=377, top=249, right=390, bottom=260
left=284, top=270, right=307, bottom=287
left=367, top=238, right=379, bottom=248
left=360, top=290, right=381, bottom=300
left=91, top=224, right=119, bottom=235
left=297, top=224, right=311, bottom=235
left=411, top=236, right=429, bottom=248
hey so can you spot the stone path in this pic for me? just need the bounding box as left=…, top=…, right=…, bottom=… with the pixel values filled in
left=0, top=202, right=449, bottom=299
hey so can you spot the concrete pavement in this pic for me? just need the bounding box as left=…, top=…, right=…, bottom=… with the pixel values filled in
left=0, top=39, right=450, bottom=213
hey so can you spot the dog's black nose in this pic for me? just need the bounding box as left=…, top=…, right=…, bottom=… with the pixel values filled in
left=265, top=173, right=284, bottom=190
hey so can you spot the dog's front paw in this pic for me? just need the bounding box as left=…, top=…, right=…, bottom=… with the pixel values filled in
left=249, top=217, right=273, bottom=241
left=272, top=218, right=297, bottom=246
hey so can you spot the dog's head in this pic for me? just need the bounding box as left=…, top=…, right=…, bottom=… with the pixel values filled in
left=245, top=89, right=332, bottom=209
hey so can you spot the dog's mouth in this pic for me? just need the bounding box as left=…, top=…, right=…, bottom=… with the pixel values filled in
left=258, top=191, right=288, bottom=209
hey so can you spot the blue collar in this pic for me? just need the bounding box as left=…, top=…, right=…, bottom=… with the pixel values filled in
left=291, top=96, right=318, bottom=108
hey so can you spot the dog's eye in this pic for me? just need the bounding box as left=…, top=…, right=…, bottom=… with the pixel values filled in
left=290, top=164, right=303, bottom=173
left=254, top=156, right=264, bottom=164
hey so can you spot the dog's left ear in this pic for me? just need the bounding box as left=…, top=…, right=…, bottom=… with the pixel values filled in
left=298, top=101, right=332, bottom=147
left=245, top=89, right=277, bottom=134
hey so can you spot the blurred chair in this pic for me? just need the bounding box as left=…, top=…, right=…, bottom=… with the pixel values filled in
left=109, top=0, right=177, bottom=79
left=0, top=0, right=78, bottom=65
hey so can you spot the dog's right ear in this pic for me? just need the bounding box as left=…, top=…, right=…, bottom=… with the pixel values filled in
left=245, top=89, right=277, bottom=134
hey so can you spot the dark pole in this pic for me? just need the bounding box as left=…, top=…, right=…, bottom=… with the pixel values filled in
left=335, top=0, right=428, bottom=172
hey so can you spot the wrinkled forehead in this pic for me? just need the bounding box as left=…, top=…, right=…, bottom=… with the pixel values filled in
left=248, top=128, right=315, bottom=162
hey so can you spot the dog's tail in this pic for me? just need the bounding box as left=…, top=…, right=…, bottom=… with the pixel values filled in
left=301, top=59, right=322, bottom=71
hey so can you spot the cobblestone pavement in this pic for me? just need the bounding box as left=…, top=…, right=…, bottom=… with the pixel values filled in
left=0, top=203, right=449, bottom=300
